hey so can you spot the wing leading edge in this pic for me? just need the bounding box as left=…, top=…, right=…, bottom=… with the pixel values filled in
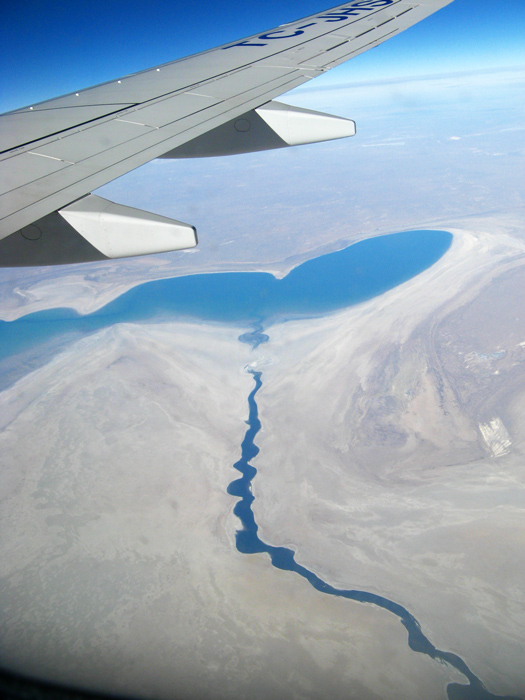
left=0, top=0, right=453, bottom=266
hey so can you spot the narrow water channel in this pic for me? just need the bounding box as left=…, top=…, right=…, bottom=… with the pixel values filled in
left=228, top=365, right=522, bottom=700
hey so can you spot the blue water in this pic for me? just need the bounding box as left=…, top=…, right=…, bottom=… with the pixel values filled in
left=230, top=369, right=522, bottom=700
left=4, top=228, right=518, bottom=697
left=0, top=230, right=451, bottom=364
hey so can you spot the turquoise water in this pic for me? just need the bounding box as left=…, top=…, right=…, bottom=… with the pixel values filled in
left=3, top=228, right=521, bottom=699
left=0, top=230, right=452, bottom=364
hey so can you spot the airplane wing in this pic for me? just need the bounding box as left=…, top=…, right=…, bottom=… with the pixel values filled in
left=0, top=0, right=453, bottom=266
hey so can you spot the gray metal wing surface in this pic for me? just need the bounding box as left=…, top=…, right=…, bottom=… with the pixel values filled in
left=0, top=0, right=453, bottom=265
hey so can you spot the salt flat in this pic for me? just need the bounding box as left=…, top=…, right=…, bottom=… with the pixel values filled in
left=0, top=321, right=461, bottom=700
left=250, top=214, right=525, bottom=697
left=1, top=209, right=525, bottom=698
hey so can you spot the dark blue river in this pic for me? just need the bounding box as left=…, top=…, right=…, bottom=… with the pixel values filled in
left=1, top=228, right=520, bottom=698
left=229, top=368, right=522, bottom=700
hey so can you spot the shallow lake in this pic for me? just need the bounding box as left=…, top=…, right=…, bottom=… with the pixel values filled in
left=0, top=229, right=452, bottom=362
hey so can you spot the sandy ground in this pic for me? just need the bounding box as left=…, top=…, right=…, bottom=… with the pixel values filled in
left=1, top=212, right=525, bottom=698
left=248, top=214, right=525, bottom=697
left=0, top=322, right=461, bottom=700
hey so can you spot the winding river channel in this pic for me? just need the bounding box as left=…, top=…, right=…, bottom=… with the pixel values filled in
left=1, top=229, right=522, bottom=699
left=229, top=365, right=521, bottom=700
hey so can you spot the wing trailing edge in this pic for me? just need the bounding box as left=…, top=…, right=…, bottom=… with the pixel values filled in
left=0, top=0, right=454, bottom=266
left=1, top=101, right=353, bottom=265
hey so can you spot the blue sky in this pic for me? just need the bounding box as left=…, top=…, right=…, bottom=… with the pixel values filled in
left=1, top=0, right=524, bottom=113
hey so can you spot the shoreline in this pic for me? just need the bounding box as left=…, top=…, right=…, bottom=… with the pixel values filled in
left=246, top=217, right=525, bottom=696
left=0, top=227, right=454, bottom=322
left=0, top=212, right=524, bottom=696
